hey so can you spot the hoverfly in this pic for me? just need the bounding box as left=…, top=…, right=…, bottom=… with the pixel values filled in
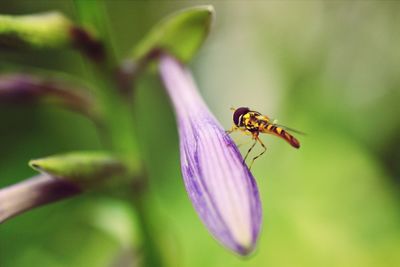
left=227, top=107, right=301, bottom=169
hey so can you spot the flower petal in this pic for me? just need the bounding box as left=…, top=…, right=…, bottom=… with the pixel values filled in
left=159, top=54, right=262, bottom=255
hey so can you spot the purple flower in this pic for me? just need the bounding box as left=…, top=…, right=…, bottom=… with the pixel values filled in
left=159, top=54, right=262, bottom=255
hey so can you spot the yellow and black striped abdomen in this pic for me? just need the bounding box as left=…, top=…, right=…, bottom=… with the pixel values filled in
left=262, top=123, right=300, bottom=148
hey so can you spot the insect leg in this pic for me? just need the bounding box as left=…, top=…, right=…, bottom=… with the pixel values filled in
left=248, top=136, right=267, bottom=169
left=225, top=125, right=238, bottom=135
left=234, top=128, right=253, bottom=147
left=236, top=138, right=254, bottom=148
left=243, top=138, right=257, bottom=164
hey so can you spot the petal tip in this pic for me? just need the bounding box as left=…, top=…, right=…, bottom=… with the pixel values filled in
left=233, top=242, right=257, bottom=256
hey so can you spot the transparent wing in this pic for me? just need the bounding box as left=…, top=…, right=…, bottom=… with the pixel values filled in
left=274, top=123, right=307, bottom=135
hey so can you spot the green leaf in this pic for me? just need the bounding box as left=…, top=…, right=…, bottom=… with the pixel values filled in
left=132, top=5, right=214, bottom=63
left=29, top=152, right=127, bottom=188
left=0, top=12, right=73, bottom=49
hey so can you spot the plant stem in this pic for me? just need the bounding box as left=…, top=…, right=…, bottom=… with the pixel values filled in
left=73, top=2, right=167, bottom=266
left=132, top=190, right=166, bottom=267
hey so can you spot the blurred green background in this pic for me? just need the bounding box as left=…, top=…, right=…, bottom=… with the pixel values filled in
left=1, top=1, right=400, bottom=267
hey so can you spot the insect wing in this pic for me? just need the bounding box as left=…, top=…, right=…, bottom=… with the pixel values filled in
left=274, top=124, right=306, bottom=135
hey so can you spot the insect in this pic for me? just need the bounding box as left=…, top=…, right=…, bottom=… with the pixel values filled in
left=227, top=107, right=301, bottom=169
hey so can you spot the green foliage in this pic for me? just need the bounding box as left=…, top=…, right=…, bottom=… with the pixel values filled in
left=133, top=5, right=214, bottom=63
left=73, top=0, right=107, bottom=36
left=1, top=2, right=400, bottom=267
left=29, top=152, right=127, bottom=188
left=0, top=12, right=73, bottom=49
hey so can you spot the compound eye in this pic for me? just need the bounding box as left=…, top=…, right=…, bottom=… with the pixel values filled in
left=233, top=107, right=250, bottom=126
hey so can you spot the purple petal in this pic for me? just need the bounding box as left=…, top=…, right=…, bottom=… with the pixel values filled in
left=159, top=54, right=262, bottom=255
